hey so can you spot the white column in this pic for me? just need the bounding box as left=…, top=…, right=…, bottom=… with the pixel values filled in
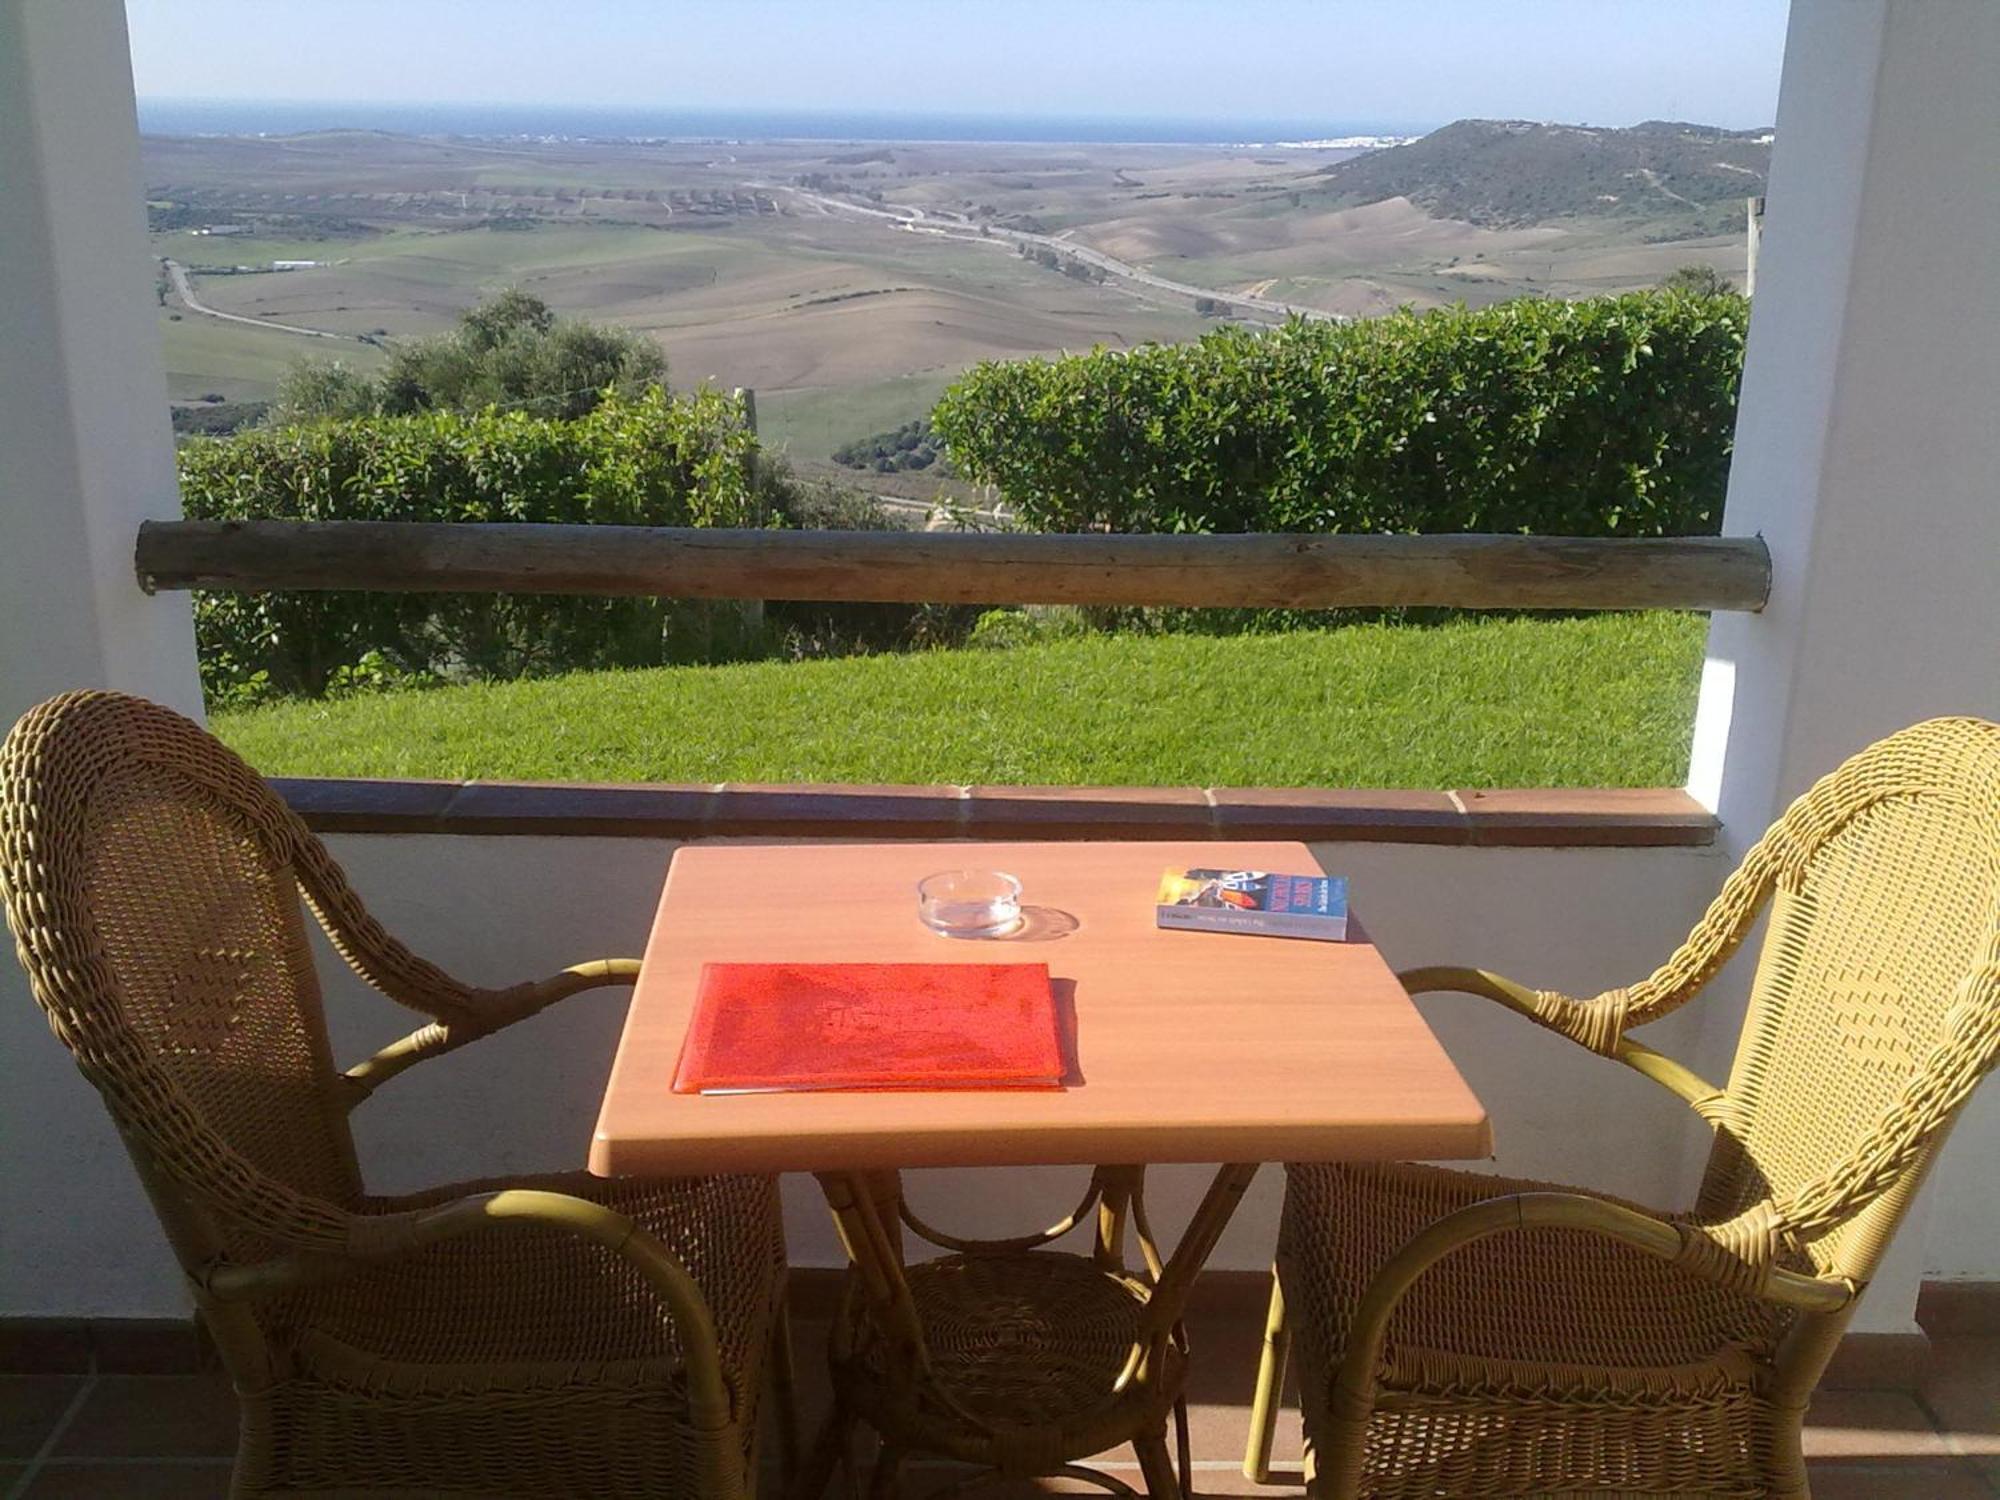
left=0, top=0, right=201, bottom=1316
left=0, top=0, right=201, bottom=719
left=1688, top=0, right=2000, bottom=1330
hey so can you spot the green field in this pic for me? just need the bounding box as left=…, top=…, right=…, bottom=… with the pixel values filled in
left=152, top=209, right=1205, bottom=411
left=215, top=612, right=1706, bottom=787
left=157, top=312, right=383, bottom=403
left=758, top=371, right=961, bottom=466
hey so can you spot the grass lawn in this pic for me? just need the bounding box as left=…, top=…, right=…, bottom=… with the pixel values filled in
left=215, top=613, right=1707, bottom=788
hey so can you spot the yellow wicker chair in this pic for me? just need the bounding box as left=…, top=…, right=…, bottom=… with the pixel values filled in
left=1245, top=716, right=2000, bottom=1499
left=0, top=691, right=789, bottom=1499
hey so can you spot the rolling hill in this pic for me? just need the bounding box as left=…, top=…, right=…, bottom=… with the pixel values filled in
left=1317, top=119, right=1772, bottom=228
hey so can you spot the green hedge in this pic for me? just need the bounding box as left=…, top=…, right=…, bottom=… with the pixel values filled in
left=179, top=387, right=768, bottom=703
left=932, top=290, right=1747, bottom=537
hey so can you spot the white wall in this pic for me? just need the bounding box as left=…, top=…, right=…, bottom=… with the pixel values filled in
left=1688, top=0, right=2000, bottom=1307
left=11, top=822, right=1993, bottom=1321
left=276, top=829, right=2000, bottom=1293
left=1, top=831, right=1729, bottom=1317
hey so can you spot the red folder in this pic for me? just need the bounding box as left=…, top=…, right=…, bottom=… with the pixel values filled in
left=672, top=962, right=1063, bottom=1094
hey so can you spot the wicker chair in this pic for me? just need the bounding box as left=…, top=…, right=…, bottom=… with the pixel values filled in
left=0, top=691, right=790, bottom=1500
left=1246, top=716, right=2000, bottom=1499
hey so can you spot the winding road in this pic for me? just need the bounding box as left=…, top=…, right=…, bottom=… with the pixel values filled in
left=163, top=259, right=353, bottom=341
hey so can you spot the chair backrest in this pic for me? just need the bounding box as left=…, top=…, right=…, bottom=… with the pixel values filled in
left=1695, top=717, right=2000, bottom=1283
left=0, top=691, right=364, bottom=1268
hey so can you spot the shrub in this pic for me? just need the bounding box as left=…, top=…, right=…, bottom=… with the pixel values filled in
left=1658, top=264, right=1735, bottom=296
left=932, top=290, right=1747, bottom=538
left=831, top=418, right=948, bottom=474
left=966, top=606, right=1095, bottom=651
left=269, top=289, right=668, bottom=425
left=179, top=386, right=768, bottom=703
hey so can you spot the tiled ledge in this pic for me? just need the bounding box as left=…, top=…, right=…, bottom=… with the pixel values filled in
left=271, top=777, right=1717, bottom=848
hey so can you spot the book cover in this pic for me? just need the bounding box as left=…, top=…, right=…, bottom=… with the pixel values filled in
left=1156, top=868, right=1349, bottom=941
left=672, top=961, right=1064, bottom=1095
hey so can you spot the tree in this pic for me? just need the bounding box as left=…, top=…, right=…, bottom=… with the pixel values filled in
left=1659, top=264, right=1733, bottom=296
left=458, top=285, right=555, bottom=348
left=268, top=289, right=669, bottom=425
left=268, top=359, right=378, bottom=425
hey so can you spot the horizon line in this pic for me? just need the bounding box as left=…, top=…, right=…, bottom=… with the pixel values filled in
left=137, top=94, right=1418, bottom=119
left=133, top=98, right=1776, bottom=135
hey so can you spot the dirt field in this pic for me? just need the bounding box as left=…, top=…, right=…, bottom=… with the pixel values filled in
left=145, top=131, right=1749, bottom=471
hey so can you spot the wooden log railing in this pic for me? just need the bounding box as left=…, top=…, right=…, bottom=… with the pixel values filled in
left=137, top=521, right=1770, bottom=613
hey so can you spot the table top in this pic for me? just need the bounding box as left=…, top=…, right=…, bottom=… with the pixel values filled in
left=590, top=841, right=1491, bottom=1176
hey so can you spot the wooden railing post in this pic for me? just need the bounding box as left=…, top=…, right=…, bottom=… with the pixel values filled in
left=725, top=386, right=765, bottom=643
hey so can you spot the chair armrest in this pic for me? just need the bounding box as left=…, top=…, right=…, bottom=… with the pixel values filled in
left=1400, top=966, right=1727, bottom=1117
left=196, top=1186, right=732, bottom=1433
left=1400, top=966, right=1628, bottom=1053
left=339, top=958, right=641, bottom=1108
left=1316, top=1189, right=1853, bottom=1487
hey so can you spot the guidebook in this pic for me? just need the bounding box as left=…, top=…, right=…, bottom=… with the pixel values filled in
left=1156, top=868, right=1349, bottom=941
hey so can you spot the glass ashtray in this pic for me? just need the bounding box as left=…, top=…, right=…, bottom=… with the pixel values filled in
left=917, top=869, right=1023, bottom=938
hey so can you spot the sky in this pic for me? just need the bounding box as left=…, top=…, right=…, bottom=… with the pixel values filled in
left=125, top=0, right=1791, bottom=132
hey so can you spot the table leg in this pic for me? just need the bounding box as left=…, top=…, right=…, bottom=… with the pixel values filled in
left=791, top=1398, right=856, bottom=1500
left=815, top=1170, right=925, bottom=1374
left=1093, top=1164, right=1143, bottom=1274
left=770, top=1296, right=803, bottom=1485
left=809, top=1163, right=1260, bottom=1500
left=799, top=1172, right=917, bottom=1500
left=1147, top=1163, right=1259, bottom=1326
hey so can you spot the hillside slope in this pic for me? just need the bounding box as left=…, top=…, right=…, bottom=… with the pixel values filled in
left=1318, top=119, right=1772, bottom=228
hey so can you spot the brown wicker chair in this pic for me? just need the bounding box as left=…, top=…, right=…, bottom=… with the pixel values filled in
left=1245, top=716, right=2000, bottom=1499
left=0, top=691, right=790, bottom=1499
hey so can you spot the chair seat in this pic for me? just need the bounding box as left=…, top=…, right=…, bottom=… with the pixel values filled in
left=835, top=1250, right=1184, bottom=1469
left=251, top=1170, right=785, bottom=1497
left=1279, top=1162, right=1796, bottom=1498
left=280, top=1169, right=783, bottom=1384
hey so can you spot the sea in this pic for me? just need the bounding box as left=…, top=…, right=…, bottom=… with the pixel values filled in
left=136, top=98, right=1426, bottom=148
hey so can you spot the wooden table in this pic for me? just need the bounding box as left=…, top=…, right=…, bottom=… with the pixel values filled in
left=591, top=841, right=1490, bottom=1497
left=592, top=840, right=1489, bottom=1175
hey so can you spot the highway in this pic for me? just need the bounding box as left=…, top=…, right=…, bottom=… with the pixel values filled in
left=779, top=188, right=1342, bottom=323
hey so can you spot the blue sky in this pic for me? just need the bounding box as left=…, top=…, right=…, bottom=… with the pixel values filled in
left=125, top=0, right=1790, bottom=131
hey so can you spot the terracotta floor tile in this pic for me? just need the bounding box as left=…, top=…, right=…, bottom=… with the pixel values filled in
left=51, top=1374, right=237, bottom=1459
left=902, top=1467, right=1304, bottom=1497
left=1802, top=1457, right=1998, bottom=1499
left=1920, top=1336, right=2000, bottom=1492
left=0, top=1377, right=85, bottom=1459
left=1182, top=1397, right=1299, bottom=1470
left=1805, top=1389, right=1954, bottom=1458
left=22, top=1459, right=233, bottom=1498
left=1924, top=1338, right=2000, bottom=1450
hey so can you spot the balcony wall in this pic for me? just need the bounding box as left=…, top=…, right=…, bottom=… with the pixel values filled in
left=5, top=822, right=1990, bottom=1330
